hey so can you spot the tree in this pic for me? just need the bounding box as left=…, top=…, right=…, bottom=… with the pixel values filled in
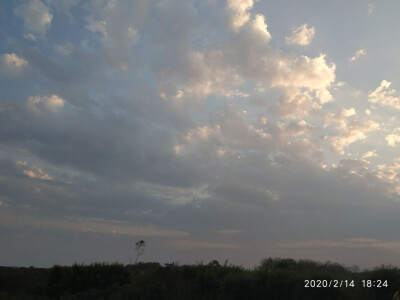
left=135, top=240, right=146, bottom=264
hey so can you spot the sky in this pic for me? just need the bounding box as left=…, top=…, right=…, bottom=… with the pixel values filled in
left=1, top=0, right=400, bottom=269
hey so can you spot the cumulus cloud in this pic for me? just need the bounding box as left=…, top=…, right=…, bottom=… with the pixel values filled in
left=84, top=0, right=146, bottom=70
left=26, top=94, right=65, bottom=113
left=226, top=0, right=254, bottom=30
left=271, top=54, right=336, bottom=104
left=329, top=120, right=379, bottom=154
left=368, top=80, right=400, bottom=110
left=362, top=150, right=377, bottom=159
left=251, top=14, right=271, bottom=41
left=340, top=108, right=356, bottom=117
left=285, top=24, right=315, bottom=46
left=386, top=134, right=400, bottom=147
left=0, top=53, right=28, bottom=77
left=324, top=108, right=356, bottom=128
left=270, top=89, right=316, bottom=120
left=350, top=48, right=367, bottom=62
left=14, top=0, right=53, bottom=38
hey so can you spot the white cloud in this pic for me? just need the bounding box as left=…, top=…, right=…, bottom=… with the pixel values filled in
left=23, top=33, right=37, bottom=40
left=386, top=134, right=400, bottom=147
left=14, top=0, right=53, bottom=38
left=368, top=80, right=400, bottom=110
left=362, top=150, right=377, bottom=159
left=350, top=48, right=367, bottom=62
left=153, top=1, right=332, bottom=112
left=0, top=53, right=28, bottom=78
left=1, top=53, right=28, bottom=70
left=85, top=18, right=107, bottom=39
left=270, top=89, right=317, bottom=120
left=26, top=94, right=65, bottom=113
left=329, top=120, right=379, bottom=154
left=251, top=14, right=271, bottom=41
left=285, top=24, right=315, bottom=46
left=167, top=50, right=243, bottom=102
left=340, top=108, right=356, bottom=117
left=271, top=54, right=336, bottom=104
left=226, top=0, right=254, bottom=30
left=324, top=108, right=356, bottom=129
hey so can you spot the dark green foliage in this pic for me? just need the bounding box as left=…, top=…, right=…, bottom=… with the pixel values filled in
left=46, top=263, right=129, bottom=299
left=0, top=266, right=49, bottom=299
left=0, top=258, right=400, bottom=299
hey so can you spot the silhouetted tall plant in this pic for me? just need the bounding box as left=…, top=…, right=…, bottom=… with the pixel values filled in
left=135, top=240, right=146, bottom=264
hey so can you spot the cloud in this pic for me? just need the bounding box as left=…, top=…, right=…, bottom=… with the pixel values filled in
left=26, top=94, right=65, bottom=113
left=251, top=14, right=271, bottom=41
left=329, top=120, right=379, bottom=154
left=138, top=182, right=210, bottom=206
left=386, top=134, right=400, bottom=147
left=336, top=158, right=369, bottom=175
left=0, top=53, right=28, bottom=77
left=1, top=210, right=189, bottom=238
left=368, top=80, right=400, bottom=110
left=271, top=54, right=336, bottom=104
left=275, top=237, right=400, bottom=252
left=45, top=0, right=80, bottom=23
left=362, top=150, right=377, bottom=159
left=340, top=108, right=356, bottom=117
left=84, top=0, right=146, bottom=70
left=226, top=0, right=255, bottom=30
left=4, top=0, right=400, bottom=268
left=285, top=24, right=315, bottom=46
left=368, top=3, right=374, bottom=16
left=270, top=89, right=316, bottom=120
left=23, top=33, right=37, bottom=40
left=14, top=0, right=53, bottom=38
left=324, top=108, right=356, bottom=128
left=350, top=48, right=367, bottom=62
left=17, top=161, right=52, bottom=180
left=217, top=229, right=244, bottom=235
left=54, top=42, right=74, bottom=56
left=166, top=239, right=242, bottom=249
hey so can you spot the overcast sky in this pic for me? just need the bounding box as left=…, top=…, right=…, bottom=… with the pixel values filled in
left=2, top=0, right=400, bottom=269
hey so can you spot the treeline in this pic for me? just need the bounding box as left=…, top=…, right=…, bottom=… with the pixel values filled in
left=0, top=258, right=400, bottom=299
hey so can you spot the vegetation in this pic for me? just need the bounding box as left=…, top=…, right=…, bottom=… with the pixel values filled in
left=135, top=240, right=146, bottom=264
left=0, top=258, right=399, bottom=299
